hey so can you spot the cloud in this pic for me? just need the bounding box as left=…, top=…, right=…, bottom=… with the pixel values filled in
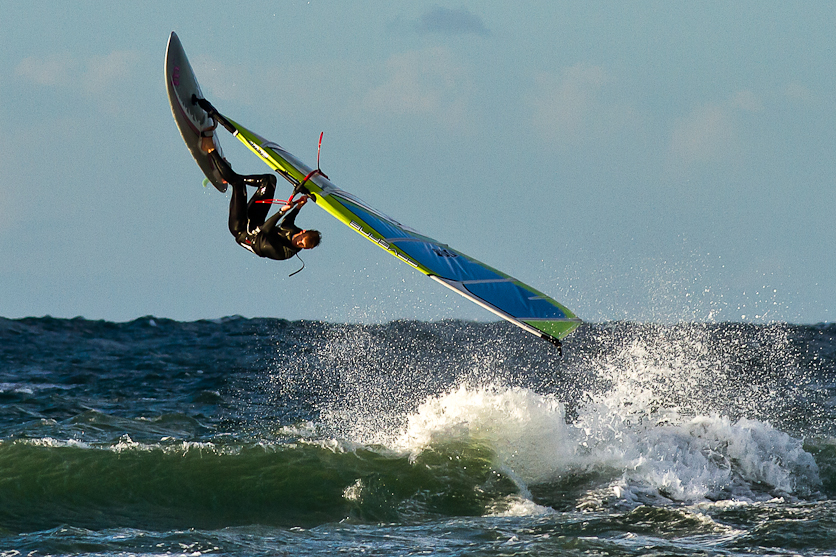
left=670, top=104, right=736, bottom=166
left=527, top=63, right=637, bottom=146
left=668, top=91, right=762, bottom=169
left=530, top=64, right=610, bottom=134
left=15, top=53, right=77, bottom=87
left=731, top=90, right=763, bottom=112
left=416, top=6, right=489, bottom=36
left=783, top=82, right=817, bottom=104
left=83, top=51, right=140, bottom=96
left=14, top=50, right=142, bottom=113
left=363, top=47, right=470, bottom=124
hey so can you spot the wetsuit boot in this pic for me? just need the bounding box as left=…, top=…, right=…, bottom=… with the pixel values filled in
left=193, top=95, right=236, bottom=133
left=207, top=150, right=243, bottom=186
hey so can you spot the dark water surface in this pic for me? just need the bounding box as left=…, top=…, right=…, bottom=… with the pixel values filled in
left=1, top=316, right=834, bottom=555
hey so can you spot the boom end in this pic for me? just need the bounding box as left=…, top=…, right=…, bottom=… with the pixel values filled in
left=542, top=334, right=563, bottom=356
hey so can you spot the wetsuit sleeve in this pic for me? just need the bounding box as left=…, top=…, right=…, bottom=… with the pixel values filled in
left=259, top=211, right=284, bottom=235
left=262, top=204, right=301, bottom=234
left=254, top=206, right=301, bottom=260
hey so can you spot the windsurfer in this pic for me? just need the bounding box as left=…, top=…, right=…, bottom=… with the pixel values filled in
left=195, top=97, right=321, bottom=261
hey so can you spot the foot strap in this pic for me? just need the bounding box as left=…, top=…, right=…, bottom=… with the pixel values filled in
left=192, top=95, right=236, bottom=133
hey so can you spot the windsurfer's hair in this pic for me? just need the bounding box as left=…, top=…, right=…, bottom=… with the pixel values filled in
left=303, top=230, right=322, bottom=248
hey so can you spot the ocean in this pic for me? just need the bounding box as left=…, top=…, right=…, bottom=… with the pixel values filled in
left=0, top=316, right=834, bottom=556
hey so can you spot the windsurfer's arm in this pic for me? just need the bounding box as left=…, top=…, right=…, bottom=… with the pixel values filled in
left=260, top=211, right=284, bottom=235
left=261, top=200, right=303, bottom=234
left=262, top=196, right=308, bottom=233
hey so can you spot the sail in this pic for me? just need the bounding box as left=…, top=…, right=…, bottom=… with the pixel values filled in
left=227, top=119, right=581, bottom=345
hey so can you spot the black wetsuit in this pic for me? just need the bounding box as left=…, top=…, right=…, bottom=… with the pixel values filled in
left=210, top=151, right=302, bottom=261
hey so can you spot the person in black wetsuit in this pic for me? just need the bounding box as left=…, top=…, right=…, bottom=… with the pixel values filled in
left=196, top=97, right=321, bottom=261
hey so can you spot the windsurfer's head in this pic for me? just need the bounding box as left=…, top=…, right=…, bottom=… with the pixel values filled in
left=292, top=230, right=322, bottom=250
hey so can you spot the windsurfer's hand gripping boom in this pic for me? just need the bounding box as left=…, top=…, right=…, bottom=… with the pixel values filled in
left=280, top=195, right=309, bottom=214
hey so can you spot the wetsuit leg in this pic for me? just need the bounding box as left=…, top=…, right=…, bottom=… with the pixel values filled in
left=244, top=174, right=277, bottom=229
left=208, top=149, right=248, bottom=240
left=228, top=181, right=249, bottom=239
left=208, top=150, right=240, bottom=185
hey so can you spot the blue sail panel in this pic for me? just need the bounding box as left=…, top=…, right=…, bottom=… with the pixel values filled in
left=335, top=196, right=412, bottom=243
left=392, top=241, right=502, bottom=282
left=337, top=196, right=501, bottom=282
left=463, top=281, right=569, bottom=320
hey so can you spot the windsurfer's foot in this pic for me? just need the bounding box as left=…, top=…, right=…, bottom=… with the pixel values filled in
left=191, top=95, right=235, bottom=133
left=193, top=95, right=217, bottom=116
left=199, top=131, right=216, bottom=154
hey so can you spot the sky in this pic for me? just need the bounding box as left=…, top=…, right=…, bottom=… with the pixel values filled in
left=1, top=1, right=833, bottom=325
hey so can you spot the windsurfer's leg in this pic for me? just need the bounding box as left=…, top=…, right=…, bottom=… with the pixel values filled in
left=244, top=174, right=277, bottom=228
left=207, top=150, right=241, bottom=185
left=228, top=181, right=249, bottom=238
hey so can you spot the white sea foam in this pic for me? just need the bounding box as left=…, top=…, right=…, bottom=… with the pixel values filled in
left=486, top=495, right=556, bottom=517
left=310, top=320, right=819, bottom=511
left=19, top=437, right=91, bottom=449
left=0, top=382, right=74, bottom=394
left=395, top=384, right=575, bottom=483
left=394, top=381, right=820, bottom=509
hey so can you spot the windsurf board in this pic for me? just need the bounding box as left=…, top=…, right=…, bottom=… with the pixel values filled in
left=165, top=31, right=228, bottom=193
